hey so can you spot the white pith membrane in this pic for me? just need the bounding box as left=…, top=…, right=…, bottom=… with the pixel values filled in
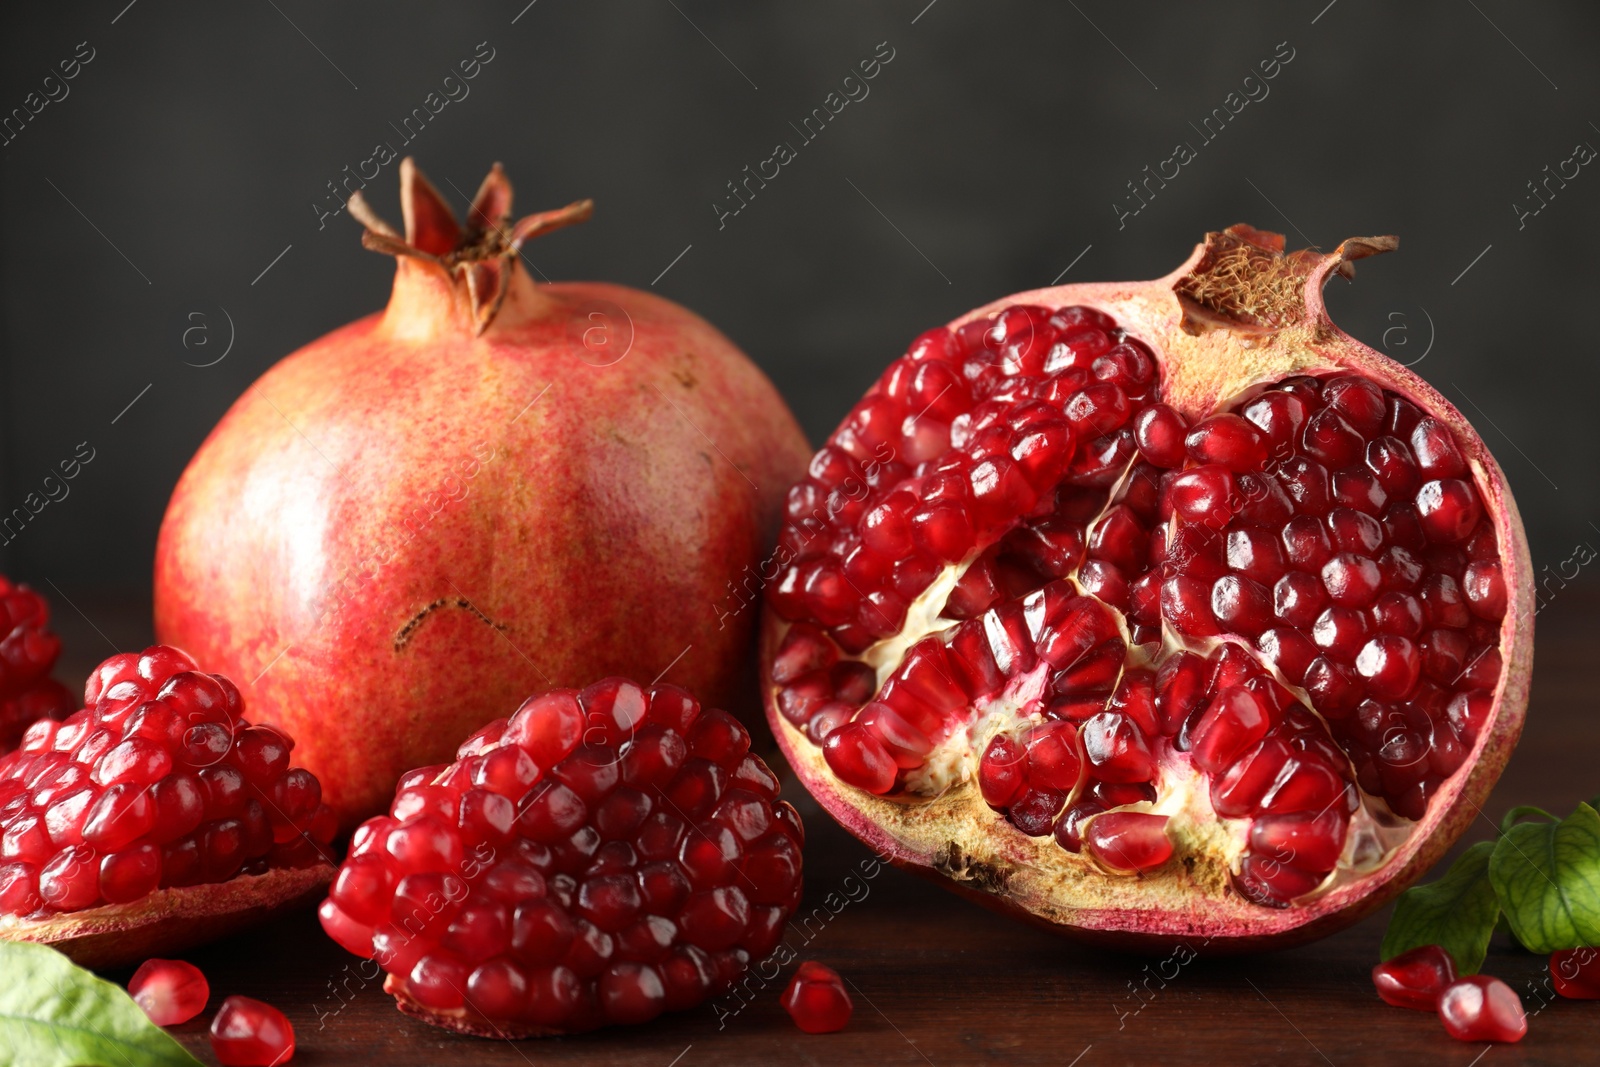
left=762, top=230, right=1528, bottom=937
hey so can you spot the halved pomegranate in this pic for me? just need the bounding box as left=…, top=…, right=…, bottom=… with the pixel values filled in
left=761, top=226, right=1531, bottom=948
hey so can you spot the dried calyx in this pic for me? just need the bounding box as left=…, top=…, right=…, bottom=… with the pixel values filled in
left=349, top=158, right=592, bottom=335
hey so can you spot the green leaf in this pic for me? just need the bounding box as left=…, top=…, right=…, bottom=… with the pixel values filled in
left=1380, top=840, right=1500, bottom=975
left=1499, top=805, right=1558, bottom=837
left=0, top=942, right=203, bottom=1067
left=1489, top=802, right=1600, bottom=953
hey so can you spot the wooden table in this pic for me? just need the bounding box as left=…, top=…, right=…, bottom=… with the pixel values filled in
left=55, top=587, right=1600, bottom=1067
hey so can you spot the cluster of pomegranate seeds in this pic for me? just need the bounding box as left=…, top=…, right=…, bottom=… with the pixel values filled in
left=781, top=960, right=852, bottom=1033
left=1373, top=944, right=1527, bottom=1043
left=0, top=577, right=75, bottom=754
left=130, top=957, right=211, bottom=1026
left=768, top=303, right=1505, bottom=907
left=0, top=645, right=336, bottom=917
left=211, top=995, right=295, bottom=1065
left=319, top=678, right=803, bottom=1036
left=1551, top=947, right=1600, bottom=998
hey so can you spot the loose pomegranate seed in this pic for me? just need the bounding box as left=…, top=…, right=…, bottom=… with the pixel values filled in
left=781, top=961, right=853, bottom=1034
left=1371, top=944, right=1456, bottom=1010
left=1437, top=975, right=1526, bottom=1043
left=1550, top=947, right=1600, bottom=999
left=765, top=301, right=1507, bottom=914
left=130, top=958, right=210, bottom=1026
left=322, top=680, right=802, bottom=1036
left=210, top=995, right=295, bottom=1066
left=0, top=646, right=335, bottom=920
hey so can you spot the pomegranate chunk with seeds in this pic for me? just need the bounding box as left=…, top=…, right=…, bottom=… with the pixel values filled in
left=320, top=679, right=803, bottom=1037
left=0, top=645, right=335, bottom=965
left=781, top=960, right=853, bottom=1034
left=210, top=995, right=295, bottom=1066
left=130, top=957, right=210, bottom=1026
left=1371, top=944, right=1456, bottom=1010
left=1437, top=976, right=1526, bottom=1043
left=761, top=226, right=1530, bottom=950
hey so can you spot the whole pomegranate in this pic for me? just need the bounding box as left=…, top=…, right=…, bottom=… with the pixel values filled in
left=761, top=226, right=1531, bottom=948
left=156, top=160, right=810, bottom=829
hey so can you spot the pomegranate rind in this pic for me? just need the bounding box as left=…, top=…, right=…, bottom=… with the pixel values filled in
left=762, top=227, right=1532, bottom=950
left=384, top=975, right=561, bottom=1039
left=0, top=864, right=332, bottom=969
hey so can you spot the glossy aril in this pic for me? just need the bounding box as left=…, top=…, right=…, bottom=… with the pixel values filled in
left=761, top=225, right=1530, bottom=951
left=130, top=957, right=210, bottom=1026
left=320, top=679, right=802, bottom=1037
left=1550, top=947, right=1600, bottom=999
left=155, top=160, right=810, bottom=831
left=1436, top=976, right=1527, bottom=1043
left=781, top=960, right=853, bottom=1034
left=1371, top=944, right=1455, bottom=1010
left=0, top=645, right=336, bottom=967
left=210, top=995, right=295, bottom=1066
left=0, top=575, right=74, bottom=756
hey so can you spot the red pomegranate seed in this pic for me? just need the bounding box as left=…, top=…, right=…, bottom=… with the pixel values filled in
left=979, top=734, right=1026, bottom=808
left=1185, top=414, right=1269, bottom=472
left=1409, top=418, right=1467, bottom=479
left=782, top=961, right=853, bottom=1034
left=1550, top=947, right=1600, bottom=999
left=1132, top=403, right=1188, bottom=467
left=1249, top=807, right=1346, bottom=871
left=1354, top=635, right=1421, bottom=699
left=1210, top=575, right=1274, bottom=637
left=1083, top=812, right=1172, bottom=874
left=1189, top=687, right=1271, bottom=773
left=210, top=995, right=295, bottom=1066
left=1241, top=391, right=1308, bottom=456
left=1167, top=465, right=1240, bottom=527
left=130, top=958, right=210, bottom=1026
left=1372, top=944, right=1456, bottom=1011
left=1461, top=560, right=1506, bottom=620
left=1025, top=721, right=1083, bottom=792
left=1323, top=376, right=1385, bottom=435
left=1437, top=976, right=1527, bottom=1043
left=1415, top=479, right=1482, bottom=544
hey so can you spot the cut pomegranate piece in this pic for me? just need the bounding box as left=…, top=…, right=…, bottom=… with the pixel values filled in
left=1437, top=975, right=1527, bottom=1043
left=130, top=957, right=210, bottom=1026
left=761, top=226, right=1530, bottom=949
left=1371, top=944, right=1455, bottom=1010
left=320, top=679, right=802, bottom=1037
left=781, top=960, right=853, bottom=1034
left=0, top=646, right=335, bottom=967
left=211, top=994, right=296, bottom=1065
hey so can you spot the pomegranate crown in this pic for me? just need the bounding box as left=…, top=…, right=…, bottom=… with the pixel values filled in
left=348, top=158, right=592, bottom=335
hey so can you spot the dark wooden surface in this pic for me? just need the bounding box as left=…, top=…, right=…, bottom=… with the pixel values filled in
left=51, top=587, right=1600, bottom=1067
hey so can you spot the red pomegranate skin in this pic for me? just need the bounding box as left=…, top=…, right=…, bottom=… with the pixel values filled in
left=155, top=182, right=810, bottom=830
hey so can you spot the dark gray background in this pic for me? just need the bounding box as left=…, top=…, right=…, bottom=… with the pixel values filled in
left=2, top=1, right=1597, bottom=604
